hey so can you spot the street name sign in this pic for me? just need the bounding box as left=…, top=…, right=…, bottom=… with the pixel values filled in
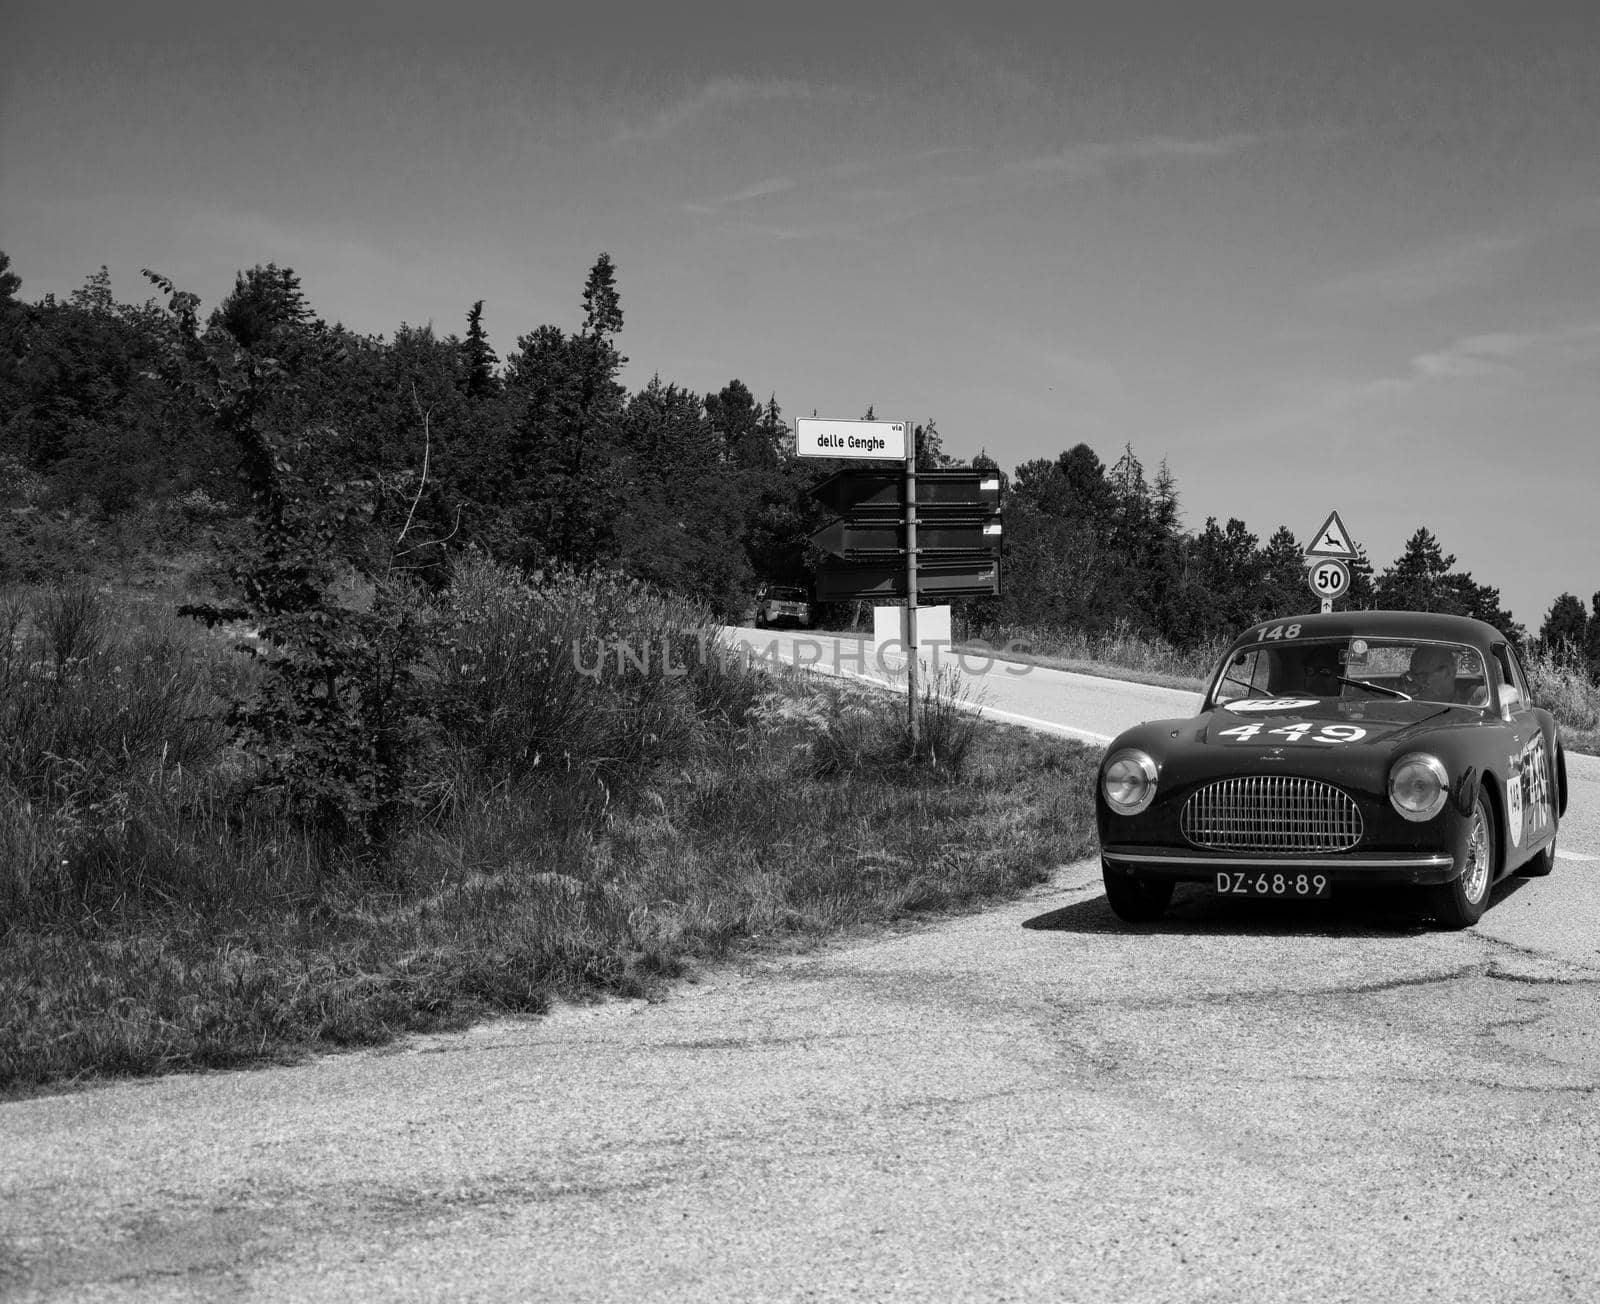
left=796, top=418, right=907, bottom=461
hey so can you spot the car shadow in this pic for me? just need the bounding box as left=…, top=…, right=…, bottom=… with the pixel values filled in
left=1024, top=873, right=1531, bottom=938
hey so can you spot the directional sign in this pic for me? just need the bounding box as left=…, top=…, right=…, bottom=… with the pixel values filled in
left=1307, top=557, right=1350, bottom=601
left=810, top=516, right=1003, bottom=558
left=808, top=466, right=1005, bottom=602
left=809, top=468, right=1003, bottom=517
left=814, top=557, right=1001, bottom=602
left=796, top=418, right=907, bottom=461
left=1304, top=510, right=1358, bottom=560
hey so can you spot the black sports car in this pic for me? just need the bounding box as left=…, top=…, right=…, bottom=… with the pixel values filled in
left=1096, top=612, right=1568, bottom=928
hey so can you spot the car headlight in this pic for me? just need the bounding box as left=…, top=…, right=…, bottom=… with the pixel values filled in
left=1103, top=749, right=1159, bottom=814
left=1389, top=753, right=1449, bottom=822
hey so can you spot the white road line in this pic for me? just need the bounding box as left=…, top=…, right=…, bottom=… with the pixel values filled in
left=967, top=703, right=1112, bottom=746
left=1556, top=850, right=1599, bottom=862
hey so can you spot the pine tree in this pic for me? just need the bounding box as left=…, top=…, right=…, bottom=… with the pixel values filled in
left=1374, top=528, right=1458, bottom=613
left=705, top=379, right=763, bottom=465
left=210, top=264, right=313, bottom=352
left=1585, top=591, right=1600, bottom=682
left=914, top=417, right=954, bottom=469
left=1260, top=526, right=1308, bottom=614
left=462, top=300, right=498, bottom=399
left=69, top=266, right=116, bottom=315
left=1345, top=546, right=1377, bottom=609
left=1540, top=594, right=1588, bottom=667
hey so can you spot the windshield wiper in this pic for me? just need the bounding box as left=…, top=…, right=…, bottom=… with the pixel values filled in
left=1338, top=676, right=1411, bottom=700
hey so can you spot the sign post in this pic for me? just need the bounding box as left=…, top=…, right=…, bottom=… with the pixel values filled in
left=1307, top=557, right=1351, bottom=613
left=904, top=421, right=919, bottom=743
left=800, top=420, right=1003, bottom=745
left=1302, top=510, right=1359, bottom=614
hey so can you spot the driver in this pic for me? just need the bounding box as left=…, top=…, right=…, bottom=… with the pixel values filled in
left=1402, top=645, right=1458, bottom=702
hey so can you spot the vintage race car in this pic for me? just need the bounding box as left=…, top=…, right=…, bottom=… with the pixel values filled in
left=1096, top=611, right=1568, bottom=928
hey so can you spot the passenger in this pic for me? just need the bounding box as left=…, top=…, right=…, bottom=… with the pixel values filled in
left=1301, top=644, right=1343, bottom=697
left=1402, top=645, right=1458, bottom=702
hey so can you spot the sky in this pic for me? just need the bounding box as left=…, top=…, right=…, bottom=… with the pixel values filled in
left=3, top=0, right=1598, bottom=630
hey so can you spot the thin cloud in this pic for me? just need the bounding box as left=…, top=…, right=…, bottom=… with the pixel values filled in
left=1012, top=132, right=1271, bottom=177
left=1312, top=232, right=1529, bottom=308
left=1408, top=332, right=1540, bottom=380
left=1407, top=321, right=1600, bottom=380
left=684, top=177, right=799, bottom=214
left=613, top=76, right=820, bottom=144
left=688, top=133, right=1273, bottom=242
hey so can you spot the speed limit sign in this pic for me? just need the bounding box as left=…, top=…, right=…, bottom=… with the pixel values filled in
left=1308, top=557, right=1350, bottom=605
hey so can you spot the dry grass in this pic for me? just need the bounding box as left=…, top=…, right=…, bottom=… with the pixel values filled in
left=2, top=577, right=1099, bottom=1096
left=960, top=621, right=1217, bottom=692
left=1523, top=645, right=1600, bottom=756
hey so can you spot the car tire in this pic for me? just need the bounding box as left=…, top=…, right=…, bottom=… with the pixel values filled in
left=1519, top=833, right=1557, bottom=877
left=1427, top=788, right=1495, bottom=929
left=1101, top=861, right=1175, bottom=924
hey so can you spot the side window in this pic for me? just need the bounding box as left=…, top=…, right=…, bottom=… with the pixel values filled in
left=1505, top=644, right=1532, bottom=701
left=1491, top=644, right=1526, bottom=715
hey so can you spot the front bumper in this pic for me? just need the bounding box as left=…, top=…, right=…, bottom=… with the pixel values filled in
left=1101, top=845, right=1459, bottom=886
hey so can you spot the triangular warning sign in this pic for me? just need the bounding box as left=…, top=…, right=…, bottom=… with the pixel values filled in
left=1304, top=510, right=1358, bottom=559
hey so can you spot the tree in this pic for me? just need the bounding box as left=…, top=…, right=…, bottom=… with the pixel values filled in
left=0, top=250, right=20, bottom=303
left=1344, top=546, right=1377, bottom=609
left=1540, top=593, right=1588, bottom=667
left=1374, top=528, right=1458, bottom=613
left=209, top=263, right=313, bottom=352
left=0, top=251, right=28, bottom=427
left=1445, top=572, right=1521, bottom=641
left=1587, top=591, right=1600, bottom=682
left=499, top=255, right=630, bottom=566
left=1166, top=516, right=1267, bottom=644
left=1260, top=526, right=1308, bottom=615
left=914, top=417, right=955, bottom=470
left=462, top=300, right=498, bottom=399
left=68, top=265, right=115, bottom=315
left=705, top=379, right=764, bottom=466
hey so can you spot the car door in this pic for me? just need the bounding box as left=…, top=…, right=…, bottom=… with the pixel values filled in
left=1491, top=641, right=1557, bottom=860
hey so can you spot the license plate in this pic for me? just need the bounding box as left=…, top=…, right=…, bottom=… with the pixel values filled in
left=1215, top=870, right=1331, bottom=899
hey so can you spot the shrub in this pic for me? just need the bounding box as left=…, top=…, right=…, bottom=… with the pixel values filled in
left=0, top=585, right=234, bottom=915
left=1524, top=644, right=1600, bottom=750
left=431, top=553, right=760, bottom=793
left=970, top=617, right=1220, bottom=682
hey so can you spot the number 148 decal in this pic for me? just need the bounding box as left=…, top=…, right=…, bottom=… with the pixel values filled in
left=1218, top=723, right=1368, bottom=744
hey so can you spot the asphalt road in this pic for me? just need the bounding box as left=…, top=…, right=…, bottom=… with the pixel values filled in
left=4, top=632, right=1597, bottom=1302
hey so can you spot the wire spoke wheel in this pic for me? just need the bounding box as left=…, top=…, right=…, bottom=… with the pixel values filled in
left=1461, top=804, right=1491, bottom=904
left=1427, top=789, right=1495, bottom=929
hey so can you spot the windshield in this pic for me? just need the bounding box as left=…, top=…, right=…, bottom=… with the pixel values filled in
left=1209, top=636, right=1489, bottom=708
left=768, top=587, right=807, bottom=602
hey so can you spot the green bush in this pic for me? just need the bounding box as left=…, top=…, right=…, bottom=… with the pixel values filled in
left=1525, top=644, right=1600, bottom=753
left=431, top=553, right=763, bottom=791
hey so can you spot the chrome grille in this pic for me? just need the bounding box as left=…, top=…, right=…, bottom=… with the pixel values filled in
left=1181, top=776, right=1363, bottom=852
